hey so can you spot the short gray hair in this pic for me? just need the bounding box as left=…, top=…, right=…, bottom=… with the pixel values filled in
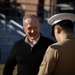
left=23, top=14, right=39, bottom=24
left=23, top=14, right=38, bottom=19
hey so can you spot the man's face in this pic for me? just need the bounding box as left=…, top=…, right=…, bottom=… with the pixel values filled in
left=23, top=18, right=40, bottom=40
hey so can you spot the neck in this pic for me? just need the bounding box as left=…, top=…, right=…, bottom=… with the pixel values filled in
left=60, top=32, right=74, bottom=41
left=27, top=37, right=35, bottom=45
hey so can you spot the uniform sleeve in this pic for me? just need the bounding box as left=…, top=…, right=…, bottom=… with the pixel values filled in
left=3, top=43, right=17, bottom=75
left=38, top=46, right=58, bottom=75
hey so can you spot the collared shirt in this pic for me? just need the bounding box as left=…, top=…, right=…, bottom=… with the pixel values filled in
left=25, top=35, right=40, bottom=47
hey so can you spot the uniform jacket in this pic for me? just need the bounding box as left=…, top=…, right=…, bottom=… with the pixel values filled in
left=3, top=34, right=54, bottom=75
left=38, top=36, right=75, bottom=75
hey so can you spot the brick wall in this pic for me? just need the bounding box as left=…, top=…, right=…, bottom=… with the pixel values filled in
left=10, top=0, right=57, bottom=18
left=17, top=0, right=39, bottom=15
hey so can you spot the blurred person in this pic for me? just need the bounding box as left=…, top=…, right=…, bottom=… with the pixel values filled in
left=3, top=14, right=54, bottom=75
left=38, top=13, right=75, bottom=75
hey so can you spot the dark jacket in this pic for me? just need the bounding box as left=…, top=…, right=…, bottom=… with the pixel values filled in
left=3, top=34, right=54, bottom=75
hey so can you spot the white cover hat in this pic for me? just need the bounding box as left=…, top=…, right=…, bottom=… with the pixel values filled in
left=48, top=13, right=75, bottom=26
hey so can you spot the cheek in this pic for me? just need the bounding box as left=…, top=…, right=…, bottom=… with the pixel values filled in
left=26, top=30, right=30, bottom=34
left=23, top=27, right=26, bottom=32
left=36, top=28, right=40, bottom=32
left=54, top=29, right=56, bottom=36
left=54, top=30, right=57, bottom=38
left=24, top=28, right=29, bottom=34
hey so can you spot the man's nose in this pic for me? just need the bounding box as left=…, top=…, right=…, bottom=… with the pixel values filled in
left=31, top=30, right=34, bottom=33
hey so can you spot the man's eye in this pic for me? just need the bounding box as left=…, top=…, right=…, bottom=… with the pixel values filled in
left=34, top=27, right=37, bottom=29
left=28, top=28, right=32, bottom=30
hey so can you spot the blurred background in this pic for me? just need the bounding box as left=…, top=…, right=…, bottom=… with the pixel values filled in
left=0, top=0, right=75, bottom=75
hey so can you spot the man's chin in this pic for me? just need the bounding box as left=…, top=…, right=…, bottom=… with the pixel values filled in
left=30, top=37, right=37, bottom=40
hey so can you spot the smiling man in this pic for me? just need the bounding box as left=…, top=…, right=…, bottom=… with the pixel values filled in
left=3, top=14, right=54, bottom=75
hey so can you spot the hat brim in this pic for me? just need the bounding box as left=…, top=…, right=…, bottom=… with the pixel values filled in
left=48, top=13, right=75, bottom=26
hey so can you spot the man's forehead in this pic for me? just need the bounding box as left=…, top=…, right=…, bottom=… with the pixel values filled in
left=24, top=18, right=39, bottom=24
left=23, top=14, right=37, bottom=19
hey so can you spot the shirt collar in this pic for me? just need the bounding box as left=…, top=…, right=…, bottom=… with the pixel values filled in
left=25, top=35, right=40, bottom=47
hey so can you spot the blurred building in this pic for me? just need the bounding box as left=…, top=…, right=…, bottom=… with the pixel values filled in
left=0, top=0, right=57, bottom=20
left=16, top=0, right=57, bottom=20
left=57, top=0, right=75, bottom=14
left=0, top=0, right=75, bottom=63
left=0, top=0, right=75, bottom=20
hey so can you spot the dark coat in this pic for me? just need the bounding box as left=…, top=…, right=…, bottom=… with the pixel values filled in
left=3, top=34, right=54, bottom=75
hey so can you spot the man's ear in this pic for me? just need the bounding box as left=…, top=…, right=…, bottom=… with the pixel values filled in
left=56, top=25, right=61, bottom=34
left=23, top=25, right=24, bottom=30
